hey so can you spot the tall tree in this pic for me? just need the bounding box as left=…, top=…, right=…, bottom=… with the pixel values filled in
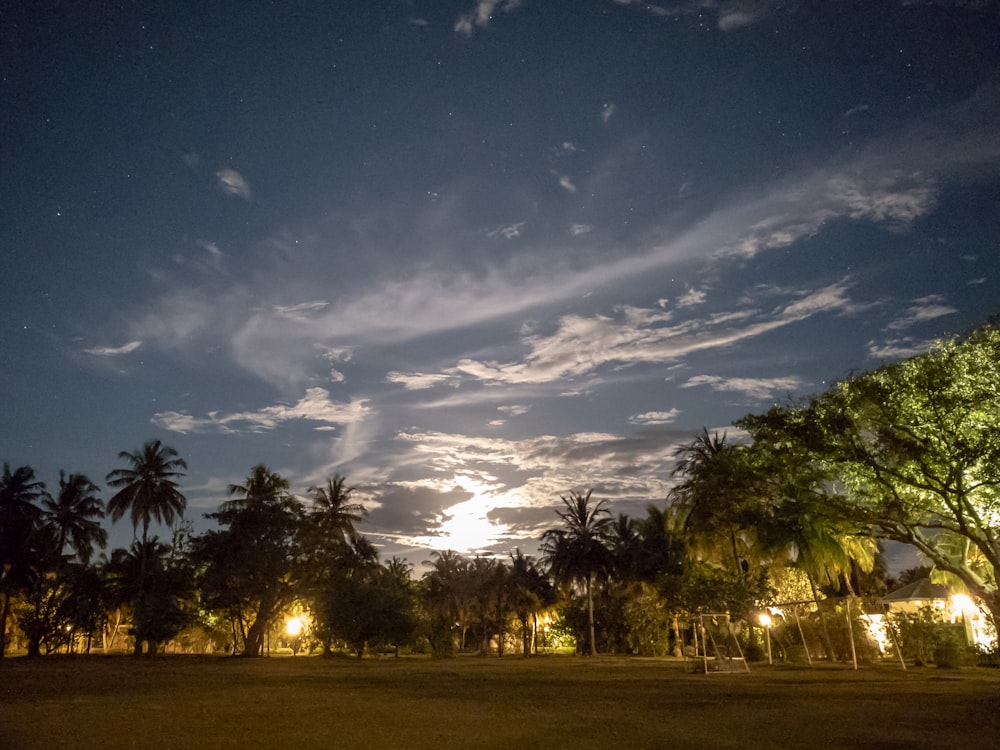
left=541, top=490, right=613, bottom=655
left=106, top=440, right=187, bottom=654
left=197, top=465, right=303, bottom=657
left=0, top=464, right=46, bottom=656
left=668, top=430, right=767, bottom=577
left=508, top=549, right=552, bottom=657
left=41, top=472, right=107, bottom=566
left=421, top=550, right=473, bottom=655
left=803, top=324, right=1000, bottom=637
left=308, top=474, right=366, bottom=544
left=106, top=440, right=187, bottom=546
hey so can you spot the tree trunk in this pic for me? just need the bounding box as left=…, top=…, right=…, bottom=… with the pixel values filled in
left=0, top=592, right=9, bottom=658
left=586, top=574, right=597, bottom=656
left=808, top=575, right=835, bottom=661
left=244, top=618, right=267, bottom=657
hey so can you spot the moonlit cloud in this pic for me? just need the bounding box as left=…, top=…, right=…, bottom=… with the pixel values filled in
left=151, top=388, right=369, bottom=434
left=488, top=221, right=525, bottom=239
left=885, top=295, right=957, bottom=330
left=448, top=280, right=855, bottom=385
left=454, top=0, right=522, bottom=36
left=867, top=337, right=937, bottom=361
left=385, top=371, right=459, bottom=390
left=84, top=341, right=142, bottom=356
left=677, top=288, right=707, bottom=308
left=216, top=168, right=251, bottom=199
left=629, top=409, right=681, bottom=425
left=680, top=375, right=805, bottom=401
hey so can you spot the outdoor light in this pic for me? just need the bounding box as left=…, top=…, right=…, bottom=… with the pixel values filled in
left=285, top=617, right=304, bottom=637
left=950, top=594, right=974, bottom=614
left=758, top=612, right=773, bottom=665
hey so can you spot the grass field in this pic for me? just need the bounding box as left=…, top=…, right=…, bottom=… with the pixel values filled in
left=1, top=655, right=998, bottom=749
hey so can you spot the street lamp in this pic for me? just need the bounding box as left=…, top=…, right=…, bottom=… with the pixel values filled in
left=758, top=612, right=773, bottom=665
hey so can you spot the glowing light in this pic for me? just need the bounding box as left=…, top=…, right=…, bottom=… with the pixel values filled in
left=950, top=593, right=974, bottom=615
left=285, top=617, right=304, bottom=637
left=758, top=613, right=772, bottom=628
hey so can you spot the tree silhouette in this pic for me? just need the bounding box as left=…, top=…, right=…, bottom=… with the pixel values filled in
left=308, top=474, right=366, bottom=543
left=669, top=430, right=767, bottom=577
left=198, top=465, right=303, bottom=656
left=41, top=472, right=107, bottom=566
left=106, top=440, right=187, bottom=547
left=541, top=490, right=613, bottom=655
left=0, top=464, right=46, bottom=657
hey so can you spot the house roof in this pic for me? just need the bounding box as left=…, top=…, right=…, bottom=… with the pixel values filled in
left=883, top=577, right=950, bottom=602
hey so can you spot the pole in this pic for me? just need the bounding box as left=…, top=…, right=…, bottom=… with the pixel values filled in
left=846, top=598, right=858, bottom=670
left=793, top=607, right=813, bottom=666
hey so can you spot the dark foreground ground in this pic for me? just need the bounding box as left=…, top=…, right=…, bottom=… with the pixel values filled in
left=1, top=655, right=997, bottom=749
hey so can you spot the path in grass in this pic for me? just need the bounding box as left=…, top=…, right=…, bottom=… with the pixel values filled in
left=1, top=656, right=997, bottom=749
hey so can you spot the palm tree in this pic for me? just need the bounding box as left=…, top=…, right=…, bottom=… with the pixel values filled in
left=509, top=549, right=552, bottom=657
left=668, top=430, right=766, bottom=576
left=106, top=440, right=187, bottom=546
left=204, top=465, right=302, bottom=656
left=41, top=472, right=107, bottom=566
left=224, top=463, right=290, bottom=510
left=541, top=489, right=613, bottom=655
left=422, top=550, right=473, bottom=654
left=1, top=464, right=46, bottom=657
left=308, top=474, right=367, bottom=544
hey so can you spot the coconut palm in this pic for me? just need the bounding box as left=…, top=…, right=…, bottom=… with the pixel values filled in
left=541, top=489, right=613, bottom=655
left=0, top=464, right=46, bottom=657
left=41, top=472, right=107, bottom=566
left=106, top=440, right=187, bottom=546
left=308, top=474, right=366, bottom=544
left=668, top=430, right=767, bottom=576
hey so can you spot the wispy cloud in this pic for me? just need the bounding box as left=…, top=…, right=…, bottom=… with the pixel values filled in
left=677, top=288, right=708, bottom=307
left=121, top=85, right=996, bottom=392
left=867, top=337, right=937, bottom=361
left=151, top=387, right=369, bottom=434
left=216, top=168, right=252, bottom=200
left=455, top=0, right=522, bottom=36
left=885, top=294, right=957, bottom=330
left=386, top=371, right=459, bottom=391
left=558, top=175, right=577, bottom=193
left=447, top=280, right=855, bottom=385
left=84, top=341, right=141, bottom=356
left=680, top=374, right=804, bottom=401
left=628, top=409, right=681, bottom=425
left=488, top=221, right=526, bottom=239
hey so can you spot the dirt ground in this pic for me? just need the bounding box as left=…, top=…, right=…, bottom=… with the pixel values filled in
left=1, top=655, right=997, bottom=749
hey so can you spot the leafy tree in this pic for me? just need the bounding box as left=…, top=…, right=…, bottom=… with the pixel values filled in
left=508, top=549, right=553, bottom=657
left=781, top=324, right=1000, bottom=640
left=541, top=490, right=613, bottom=655
left=421, top=550, right=474, bottom=656
left=107, top=539, right=192, bottom=654
left=318, top=560, right=416, bottom=657
left=196, top=465, right=304, bottom=657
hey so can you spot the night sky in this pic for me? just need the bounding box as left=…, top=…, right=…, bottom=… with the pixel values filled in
left=3, top=1, right=999, bottom=563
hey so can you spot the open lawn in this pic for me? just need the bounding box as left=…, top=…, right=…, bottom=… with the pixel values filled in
left=1, top=656, right=997, bottom=749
